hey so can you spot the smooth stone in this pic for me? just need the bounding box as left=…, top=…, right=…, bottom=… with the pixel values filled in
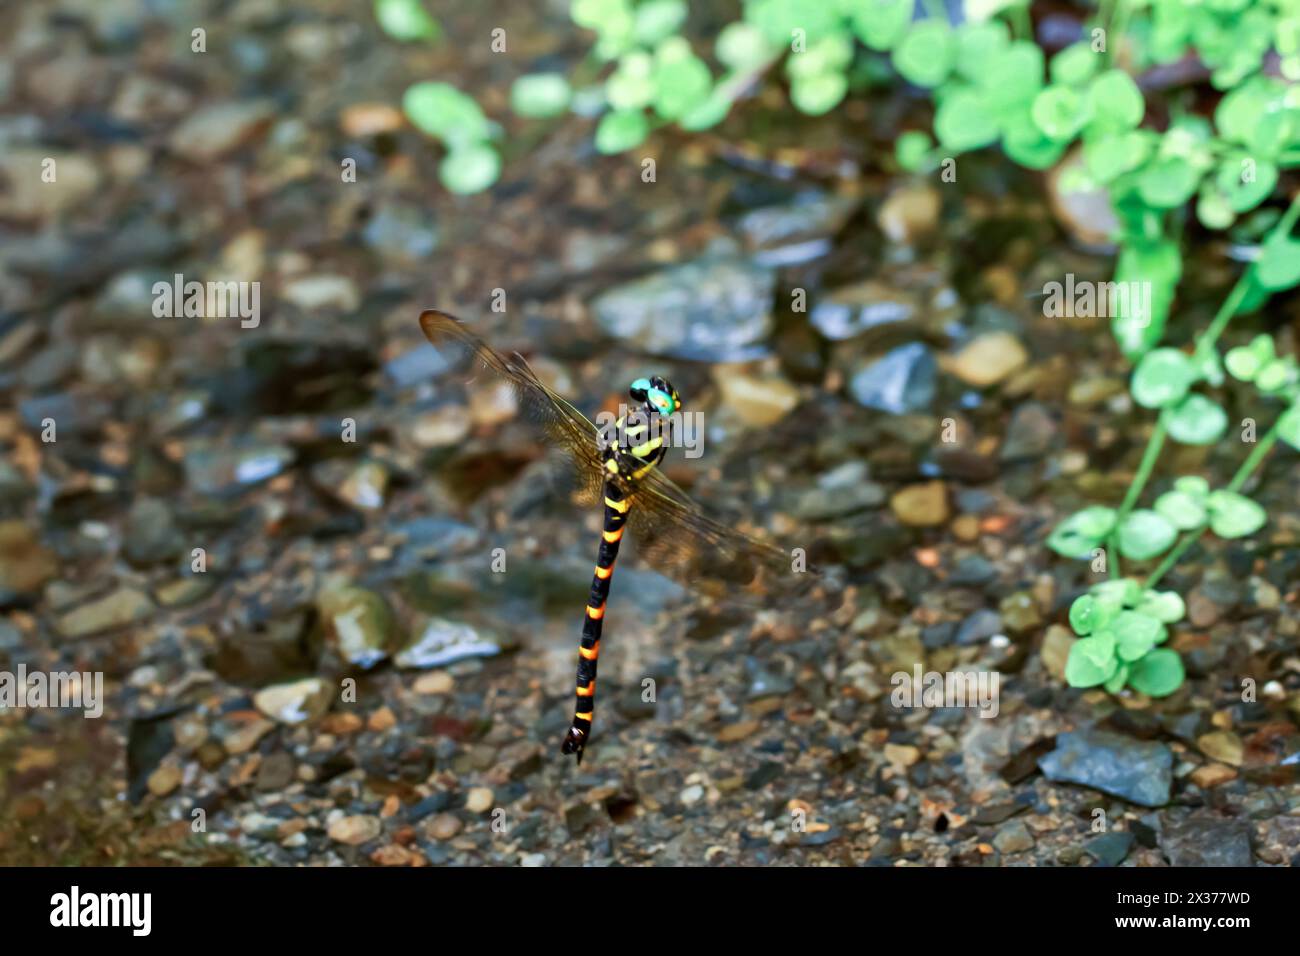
left=1161, top=817, right=1254, bottom=867
left=890, top=480, right=950, bottom=527
left=949, top=332, right=1029, bottom=387
left=810, top=279, right=918, bottom=341
left=1038, top=728, right=1173, bottom=807
left=55, top=587, right=154, bottom=638
left=317, top=586, right=396, bottom=669
left=396, top=618, right=500, bottom=669
left=253, top=678, right=331, bottom=725
left=168, top=100, right=275, bottom=161
left=849, top=343, right=936, bottom=415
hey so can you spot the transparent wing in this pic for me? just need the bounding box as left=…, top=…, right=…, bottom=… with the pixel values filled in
left=418, top=309, right=606, bottom=505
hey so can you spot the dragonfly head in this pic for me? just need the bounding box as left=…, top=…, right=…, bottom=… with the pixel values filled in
left=630, top=376, right=680, bottom=417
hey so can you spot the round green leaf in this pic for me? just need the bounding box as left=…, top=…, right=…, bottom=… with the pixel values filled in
left=1137, top=157, right=1202, bottom=209
left=1114, top=610, right=1166, bottom=661
left=652, top=50, right=712, bottom=120
left=1083, top=130, right=1153, bottom=183
left=1137, top=590, right=1185, bottom=624
left=1163, top=393, right=1228, bottom=445
left=978, top=41, right=1043, bottom=112
left=892, top=21, right=955, bottom=89
left=633, top=0, right=687, bottom=46
left=403, top=82, right=490, bottom=146
left=895, top=130, right=933, bottom=171
left=851, top=0, right=913, bottom=51
left=1174, top=475, right=1210, bottom=499
left=606, top=52, right=654, bottom=110
left=955, top=21, right=1010, bottom=82
left=1131, top=348, right=1196, bottom=408
left=1065, top=634, right=1120, bottom=688
left=677, top=90, right=731, bottom=131
left=1088, top=69, right=1144, bottom=130
left=1254, top=236, right=1300, bottom=291
left=1032, top=85, right=1090, bottom=141
left=790, top=72, right=847, bottom=115
left=374, top=0, right=440, bottom=41
left=1069, top=594, right=1101, bottom=636
left=1206, top=490, right=1266, bottom=538
left=1104, top=662, right=1130, bottom=694
left=1278, top=402, right=1300, bottom=450
left=1196, top=185, right=1235, bottom=230
left=1127, top=647, right=1185, bottom=697
left=935, top=87, right=999, bottom=152
left=1002, top=123, right=1067, bottom=169
left=438, top=143, right=500, bottom=194
left=1154, top=488, right=1207, bottom=530
left=1215, top=155, right=1278, bottom=213
left=510, top=73, right=571, bottom=118
left=1117, top=509, right=1177, bottom=561
left=1092, top=577, right=1142, bottom=610
left=716, top=22, right=773, bottom=69
left=594, top=109, right=649, bottom=154
left=1046, top=506, right=1117, bottom=558
left=1051, top=42, right=1100, bottom=86
left=1255, top=358, right=1294, bottom=392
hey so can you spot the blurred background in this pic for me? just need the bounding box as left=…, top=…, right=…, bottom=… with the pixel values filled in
left=0, top=0, right=1296, bottom=867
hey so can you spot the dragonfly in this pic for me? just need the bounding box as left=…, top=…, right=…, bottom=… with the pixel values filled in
left=417, top=310, right=808, bottom=762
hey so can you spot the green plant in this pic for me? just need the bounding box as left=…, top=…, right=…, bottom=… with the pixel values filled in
left=377, top=0, right=1300, bottom=697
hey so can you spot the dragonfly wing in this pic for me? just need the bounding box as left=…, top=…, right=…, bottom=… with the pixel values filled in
left=418, top=310, right=606, bottom=504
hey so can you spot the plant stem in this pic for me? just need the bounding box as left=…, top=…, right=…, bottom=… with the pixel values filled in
left=1106, top=418, right=1167, bottom=563
left=1144, top=419, right=1283, bottom=589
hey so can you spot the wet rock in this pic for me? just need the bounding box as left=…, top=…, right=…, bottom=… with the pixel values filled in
left=1038, top=728, right=1173, bottom=807
left=55, top=587, right=154, bottom=638
left=313, top=459, right=389, bottom=511
left=407, top=407, right=472, bottom=448
left=949, top=555, right=997, bottom=587
left=890, top=480, right=949, bottom=527
left=0, top=150, right=101, bottom=221
left=1196, top=731, right=1244, bottom=767
left=362, top=203, right=438, bottom=265
left=877, top=182, right=942, bottom=245
left=1000, top=403, right=1056, bottom=461
left=328, top=814, right=382, bottom=846
left=999, top=591, right=1043, bottom=634
left=849, top=343, right=935, bottom=414
left=317, top=585, right=396, bottom=669
left=147, top=765, right=182, bottom=797
left=948, top=332, right=1028, bottom=387
left=255, top=752, right=295, bottom=792
left=737, top=191, right=859, bottom=266
left=1190, top=763, right=1237, bottom=788
left=992, top=820, right=1034, bottom=853
left=254, top=678, right=331, bottom=725
left=745, top=658, right=793, bottom=699
left=1041, top=624, right=1074, bottom=681
left=1047, top=148, right=1120, bottom=252
left=427, top=813, right=462, bottom=840
left=122, top=497, right=184, bottom=566
left=280, top=275, right=360, bottom=312
left=956, top=608, right=1003, bottom=646
left=791, top=463, right=885, bottom=520
left=154, top=575, right=217, bottom=608
left=221, top=716, right=274, bottom=755
left=168, top=100, right=275, bottom=161
left=465, top=787, right=495, bottom=814
left=591, top=252, right=775, bottom=361
left=0, top=521, right=58, bottom=605
left=184, top=442, right=294, bottom=497
left=1083, top=831, right=1134, bottom=867
left=386, top=344, right=451, bottom=389
left=714, top=368, right=801, bottom=427
left=1162, top=817, right=1254, bottom=866
left=396, top=618, right=501, bottom=669
left=809, top=280, right=918, bottom=341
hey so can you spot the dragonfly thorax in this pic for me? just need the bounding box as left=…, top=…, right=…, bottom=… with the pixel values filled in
left=629, top=375, right=680, bottom=417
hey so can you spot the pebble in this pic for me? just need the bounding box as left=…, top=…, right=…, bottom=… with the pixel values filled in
left=877, top=183, right=941, bottom=245
left=809, top=279, right=918, bottom=341
left=55, top=587, right=154, bottom=638
left=0, top=150, right=101, bottom=221
left=1190, top=763, right=1238, bottom=788
left=890, top=481, right=949, bottom=527
left=340, top=102, right=405, bottom=137
left=0, top=521, right=58, bottom=604
left=146, top=765, right=181, bottom=797
left=948, top=332, right=1029, bottom=387
left=253, top=677, right=331, bottom=725
left=1047, top=148, right=1120, bottom=251
left=1040, top=624, right=1074, bottom=681
left=1038, top=728, right=1173, bottom=807
left=184, top=442, right=295, bottom=497
left=412, top=671, right=454, bottom=694
left=1196, top=731, right=1243, bottom=767
left=992, top=820, right=1034, bottom=853
left=168, top=100, right=275, bottom=161
left=956, top=608, right=1003, bottom=646
left=316, top=585, right=395, bottom=669
left=123, top=497, right=184, bottom=566
left=714, top=369, right=801, bottom=427
left=849, top=343, right=936, bottom=415
left=328, top=814, right=382, bottom=846
left=280, top=275, right=360, bottom=312
left=396, top=618, right=500, bottom=669
left=1161, top=817, right=1254, bottom=867
left=1000, top=403, right=1056, bottom=461
left=427, top=813, right=463, bottom=840
left=1083, top=831, right=1134, bottom=867
left=465, top=787, right=495, bottom=814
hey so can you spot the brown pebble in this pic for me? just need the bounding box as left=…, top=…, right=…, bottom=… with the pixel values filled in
left=427, top=813, right=463, bottom=840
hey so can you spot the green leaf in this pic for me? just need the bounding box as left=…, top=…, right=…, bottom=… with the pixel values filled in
left=791, top=72, right=847, bottom=115
left=1117, top=509, right=1178, bottom=561
left=1002, top=120, right=1066, bottom=170
left=1255, top=358, right=1294, bottom=393
left=633, top=0, right=687, bottom=46
left=895, top=130, right=933, bottom=171
left=1031, top=85, right=1090, bottom=141
left=1154, top=488, right=1207, bottom=530
left=403, top=82, right=491, bottom=146
left=1196, top=184, right=1235, bottom=231
left=1114, top=610, right=1166, bottom=661
left=1173, top=475, right=1210, bottom=499
left=1131, top=348, right=1196, bottom=408
left=1083, top=130, right=1153, bottom=184
left=1092, top=577, right=1142, bottom=610
left=1069, top=594, right=1102, bottom=635
left=1216, top=155, right=1278, bottom=213
left=1136, top=590, right=1185, bottom=624
left=892, top=21, right=955, bottom=89
left=1162, top=393, right=1228, bottom=445
left=510, top=73, right=572, bottom=118
left=1137, top=157, right=1202, bottom=209
left=594, top=109, right=648, bottom=153
left=955, top=21, right=1010, bottom=83
left=651, top=47, right=712, bottom=120
left=1112, top=239, right=1181, bottom=360
left=374, top=0, right=440, bottom=41
left=1046, top=506, right=1117, bottom=558
left=1278, top=402, right=1300, bottom=451
left=978, top=41, right=1043, bottom=113
left=935, top=87, right=1000, bottom=152
left=1065, top=634, right=1120, bottom=688
left=1088, top=69, right=1144, bottom=131
left=715, top=22, right=773, bottom=69
left=1127, top=647, right=1185, bottom=696
left=1254, top=236, right=1300, bottom=291
left=851, top=0, right=913, bottom=51
left=1051, top=42, right=1100, bottom=86
left=1224, top=333, right=1273, bottom=381
left=1206, top=490, right=1266, bottom=538
left=606, top=51, right=655, bottom=110
left=1104, top=662, right=1130, bottom=694
left=438, top=143, right=500, bottom=194
left=677, top=89, right=731, bottom=131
